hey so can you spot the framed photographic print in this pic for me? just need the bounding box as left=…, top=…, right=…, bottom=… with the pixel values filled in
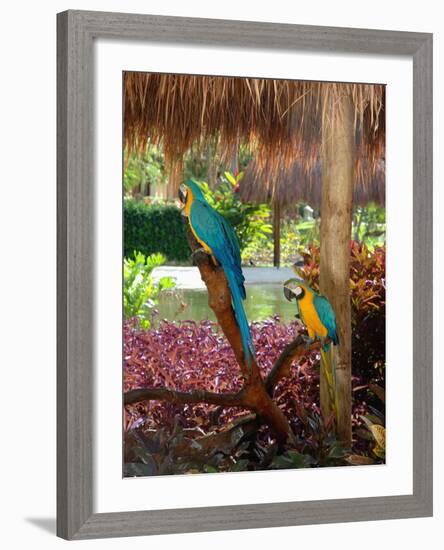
left=57, top=10, right=433, bottom=540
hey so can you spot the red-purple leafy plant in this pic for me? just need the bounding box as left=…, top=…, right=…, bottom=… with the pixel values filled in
left=123, top=243, right=385, bottom=474
left=124, top=318, right=317, bottom=434
left=124, top=316, right=377, bottom=473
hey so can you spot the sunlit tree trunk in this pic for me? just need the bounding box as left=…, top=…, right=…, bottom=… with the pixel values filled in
left=320, top=91, right=354, bottom=448
left=167, top=160, right=183, bottom=200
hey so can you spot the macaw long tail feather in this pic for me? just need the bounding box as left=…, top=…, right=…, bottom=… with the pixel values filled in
left=225, top=270, right=255, bottom=370
left=320, top=345, right=337, bottom=423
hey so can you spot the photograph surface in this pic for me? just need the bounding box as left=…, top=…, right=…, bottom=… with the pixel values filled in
left=122, top=72, right=386, bottom=477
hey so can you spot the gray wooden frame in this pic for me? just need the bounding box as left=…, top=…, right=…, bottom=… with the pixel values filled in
left=57, top=10, right=433, bottom=540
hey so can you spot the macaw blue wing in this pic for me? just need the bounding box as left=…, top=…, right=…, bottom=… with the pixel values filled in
left=189, top=200, right=245, bottom=296
left=220, top=215, right=243, bottom=274
left=189, top=200, right=254, bottom=365
left=313, top=294, right=339, bottom=346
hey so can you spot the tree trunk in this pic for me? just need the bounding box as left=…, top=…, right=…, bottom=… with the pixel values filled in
left=354, top=207, right=363, bottom=243
left=167, top=160, right=183, bottom=200
left=319, top=92, right=354, bottom=448
left=273, top=199, right=281, bottom=268
left=230, top=137, right=239, bottom=175
left=207, top=142, right=217, bottom=188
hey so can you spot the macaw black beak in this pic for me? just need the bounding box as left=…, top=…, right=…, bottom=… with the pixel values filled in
left=178, top=184, right=188, bottom=204
left=283, top=286, right=296, bottom=302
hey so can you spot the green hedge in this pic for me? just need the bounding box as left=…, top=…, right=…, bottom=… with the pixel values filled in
left=124, top=199, right=190, bottom=262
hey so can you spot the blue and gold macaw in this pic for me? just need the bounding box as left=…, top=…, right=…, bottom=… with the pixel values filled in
left=283, top=278, right=339, bottom=400
left=179, top=179, right=255, bottom=368
left=283, top=278, right=339, bottom=350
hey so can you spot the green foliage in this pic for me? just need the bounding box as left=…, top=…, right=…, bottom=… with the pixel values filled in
left=241, top=203, right=384, bottom=266
left=124, top=146, right=166, bottom=195
left=292, top=218, right=321, bottom=248
left=353, top=203, right=386, bottom=249
left=241, top=217, right=320, bottom=266
left=124, top=421, right=257, bottom=476
left=125, top=142, right=254, bottom=197
left=183, top=143, right=253, bottom=183
left=123, top=409, right=348, bottom=477
left=270, top=450, right=311, bottom=469
left=197, top=172, right=272, bottom=250
left=124, top=199, right=190, bottom=262
left=124, top=252, right=175, bottom=329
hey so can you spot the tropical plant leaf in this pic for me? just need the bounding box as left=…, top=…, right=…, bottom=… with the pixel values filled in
left=345, top=454, right=375, bottom=466
left=123, top=462, right=157, bottom=477
left=369, top=424, right=386, bottom=449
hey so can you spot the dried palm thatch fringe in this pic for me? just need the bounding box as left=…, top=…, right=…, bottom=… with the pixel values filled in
left=124, top=72, right=385, bottom=197
left=240, top=158, right=385, bottom=210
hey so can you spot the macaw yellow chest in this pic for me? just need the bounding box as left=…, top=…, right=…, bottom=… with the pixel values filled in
left=185, top=193, right=213, bottom=256
left=298, top=293, right=328, bottom=339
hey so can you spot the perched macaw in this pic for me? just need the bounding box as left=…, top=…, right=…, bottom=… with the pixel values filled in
left=283, top=277, right=339, bottom=399
left=283, top=278, right=339, bottom=350
left=179, top=179, right=255, bottom=368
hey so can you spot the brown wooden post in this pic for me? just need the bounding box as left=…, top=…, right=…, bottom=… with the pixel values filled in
left=273, top=198, right=281, bottom=268
left=230, top=138, right=239, bottom=175
left=207, top=142, right=217, bottom=188
left=319, top=90, right=354, bottom=448
left=167, top=160, right=184, bottom=200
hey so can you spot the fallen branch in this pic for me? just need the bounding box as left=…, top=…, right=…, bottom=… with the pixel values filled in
left=173, top=414, right=259, bottom=458
left=124, top=387, right=244, bottom=408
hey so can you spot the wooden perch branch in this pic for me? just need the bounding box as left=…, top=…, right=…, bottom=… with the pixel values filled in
left=265, top=336, right=326, bottom=395
left=124, top=221, right=313, bottom=445
left=124, top=387, right=244, bottom=407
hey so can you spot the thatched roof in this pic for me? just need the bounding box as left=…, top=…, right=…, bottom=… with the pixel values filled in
left=124, top=72, right=385, bottom=189
left=240, top=157, right=385, bottom=210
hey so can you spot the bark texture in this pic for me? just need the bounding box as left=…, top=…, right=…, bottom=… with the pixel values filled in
left=319, top=92, right=355, bottom=447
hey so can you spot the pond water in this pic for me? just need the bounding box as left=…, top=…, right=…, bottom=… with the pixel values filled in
left=156, top=284, right=297, bottom=324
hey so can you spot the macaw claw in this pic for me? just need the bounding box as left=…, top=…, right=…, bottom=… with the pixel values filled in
left=191, top=247, right=210, bottom=264
left=192, top=247, right=209, bottom=255
left=302, top=335, right=315, bottom=349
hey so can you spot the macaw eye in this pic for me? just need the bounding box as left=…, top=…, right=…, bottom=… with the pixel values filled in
left=295, top=286, right=303, bottom=296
